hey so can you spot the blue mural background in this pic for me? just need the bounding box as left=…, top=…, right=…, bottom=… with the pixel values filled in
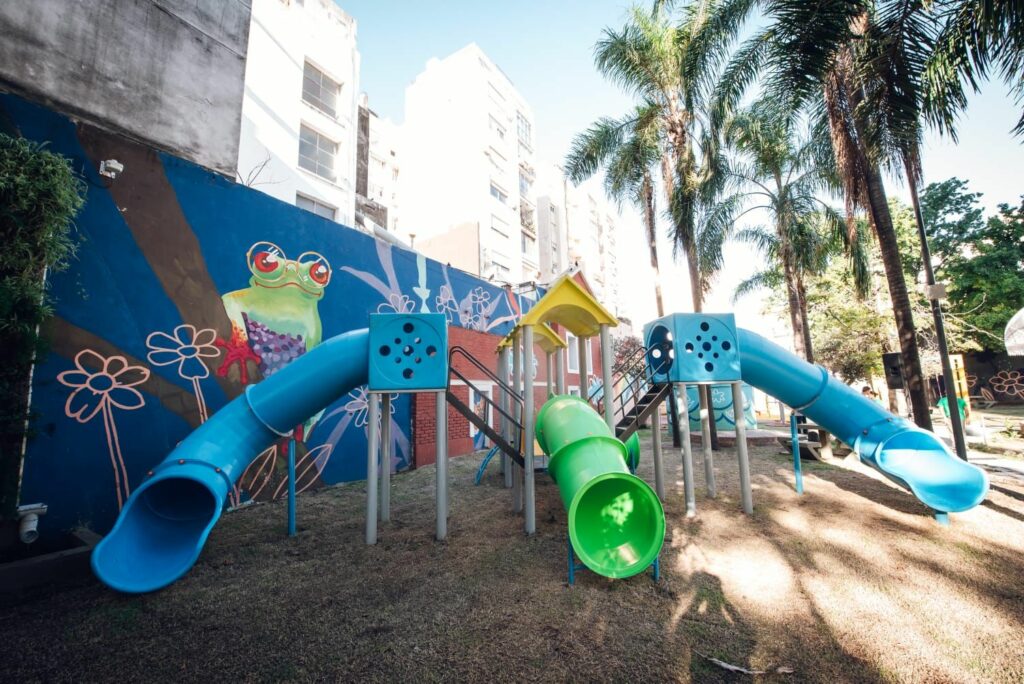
left=2, top=94, right=524, bottom=538
left=675, top=383, right=758, bottom=431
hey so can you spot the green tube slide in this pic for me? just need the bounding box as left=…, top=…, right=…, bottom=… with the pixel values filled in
left=536, top=396, right=665, bottom=578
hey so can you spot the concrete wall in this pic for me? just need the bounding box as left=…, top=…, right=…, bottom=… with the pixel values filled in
left=0, top=0, right=250, bottom=175
left=2, top=92, right=526, bottom=540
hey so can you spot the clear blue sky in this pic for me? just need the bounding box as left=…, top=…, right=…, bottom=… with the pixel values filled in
left=341, top=0, right=1024, bottom=327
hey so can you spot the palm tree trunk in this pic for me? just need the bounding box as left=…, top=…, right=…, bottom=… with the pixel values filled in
left=796, top=271, right=815, bottom=363
left=863, top=166, right=932, bottom=430
left=642, top=174, right=665, bottom=317
left=780, top=241, right=809, bottom=360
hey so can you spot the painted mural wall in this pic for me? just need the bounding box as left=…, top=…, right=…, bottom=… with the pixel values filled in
left=675, top=384, right=758, bottom=432
left=1, top=94, right=526, bottom=539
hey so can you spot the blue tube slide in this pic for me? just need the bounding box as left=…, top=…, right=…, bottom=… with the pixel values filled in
left=737, top=329, right=988, bottom=513
left=91, top=329, right=369, bottom=593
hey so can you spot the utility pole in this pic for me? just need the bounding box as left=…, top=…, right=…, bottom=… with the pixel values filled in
left=908, top=180, right=967, bottom=460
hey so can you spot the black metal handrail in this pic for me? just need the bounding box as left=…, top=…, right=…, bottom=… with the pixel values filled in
left=587, top=343, right=650, bottom=410
left=449, top=366, right=523, bottom=432
left=449, top=346, right=523, bottom=407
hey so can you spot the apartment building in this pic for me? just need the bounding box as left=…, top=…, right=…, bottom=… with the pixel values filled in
left=237, top=0, right=360, bottom=226
left=356, top=95, right=401, bottom=235
left=536, top=167, right=624, bottom=316
left=401, top=44, right=539, bottom=282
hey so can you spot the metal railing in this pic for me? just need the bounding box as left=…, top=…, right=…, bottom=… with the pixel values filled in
left=587, top=340, right=672, bottom=431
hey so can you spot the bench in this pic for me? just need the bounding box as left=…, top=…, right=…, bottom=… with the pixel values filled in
left=779, top=420, right=834, bottom=461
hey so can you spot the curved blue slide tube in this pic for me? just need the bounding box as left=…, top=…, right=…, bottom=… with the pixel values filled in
left=91, top=329, right=369, bottom=593
left=738, top=329, right=988, bottom=513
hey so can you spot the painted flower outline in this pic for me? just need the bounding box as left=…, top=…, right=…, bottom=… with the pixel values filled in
left=57, top=350, right=150, bottom=509
left=146, top=324, right=220, bottom=380
left=146, top=324, right=221, bottom=422
left=58, top=351, right=149, bottom=423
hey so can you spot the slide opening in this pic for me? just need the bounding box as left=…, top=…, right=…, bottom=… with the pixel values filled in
left=569, top=473, right=665, bottom=579
left=92, top=475, right=222, bottom=593
left=646, top=323, right=674, bottom=377
left=142, top=476, right=219, bottom=523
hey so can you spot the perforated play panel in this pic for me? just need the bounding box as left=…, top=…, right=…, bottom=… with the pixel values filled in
left=643, top=313, right=741, bottom=383
left=368, top=313, right=449, bottom=391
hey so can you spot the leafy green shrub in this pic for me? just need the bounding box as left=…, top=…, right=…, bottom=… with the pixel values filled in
left=0, top=133, right=85, bottom=520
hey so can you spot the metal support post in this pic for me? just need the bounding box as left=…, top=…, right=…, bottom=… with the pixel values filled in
left=523, top=325, right=536, bottom=535
left=380, top=393, right=391, bottom=522
left=577, top=335, right=588, bottom=397
left=676, top=383, right=696, bottom=516
left=512, top=331, right=523, bottom=512
left=732, top=382, right=753, bottom=514
left=555, top=347, right=566, bottom=395
left=789, top=412, right=804, bottom=495
left=365, top=392, right=380, bottom=545
left=652, top=400, right=666, bottom=501
left=599, top=324, right=615, bottom=429
left=699, top=385, right=716, bottom=497
left=498, top=348, right=511, bottom=486
left=546, top=352, right=553, bottom=396
left=287, top=436, right=297, bottom=536
left=436, top=390, right=448, bottom=540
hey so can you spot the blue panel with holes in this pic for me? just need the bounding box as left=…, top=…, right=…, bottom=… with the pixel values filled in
left=643, top=313, right=741, bottom=383
left=369, top=313, right=449, bottom=391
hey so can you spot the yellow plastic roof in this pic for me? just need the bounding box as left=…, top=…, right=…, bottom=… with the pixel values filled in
left=497, top=322, right=566, bottom=354
left=516, top=274, right=618, bottom=338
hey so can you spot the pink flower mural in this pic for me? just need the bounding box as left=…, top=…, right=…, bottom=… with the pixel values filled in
left=146, top=324, right=221, bottom=422
left=57, top=350, right=150, bottom=509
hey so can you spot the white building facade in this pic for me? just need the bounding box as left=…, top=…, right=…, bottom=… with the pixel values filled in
left=536, top=167, right=624, bottom=316
left=400, top=44, right=539, bottom=282
left=237, top=0, right=360, bottom=227
left=355, top=97, right=402, bottom=235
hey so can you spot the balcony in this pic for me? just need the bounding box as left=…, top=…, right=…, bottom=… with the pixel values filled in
left=519, top=200, right=536, bottom=234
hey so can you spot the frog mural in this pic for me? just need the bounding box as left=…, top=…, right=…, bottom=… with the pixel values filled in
left=216, top=241, right=333, bottom=503
left=217, top=241, right=332, bottom=381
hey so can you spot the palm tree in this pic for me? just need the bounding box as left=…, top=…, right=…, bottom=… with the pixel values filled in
left=720, top=105, right=869, bottom=361
left=565, top=105, right=666, bottom=316
left=711, top=1, right=940, bottom=428
left=593, top=1, right=750, bottom=312
left=925, top=0, right=1024, bottom=136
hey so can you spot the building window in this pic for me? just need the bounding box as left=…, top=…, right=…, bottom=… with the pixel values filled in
left=521, top=231, right=535, bottom=254
left=519, top=170, right=532, bottom=196
left=302, top=62, right=340, bottom=117
left=489, top=115, right=506, bottom=141
left=491, top=214, right=509, bottom=238
left=299, top=125, right=338, bottom=181
left=516, top=112, right=532, bottom=146
left=566, top=333, right=579, bottom=373
left=487, top=148, right=505, bottom=176
left=296, top=193, right=336, bottom=220
left=490, top=182, right=508, bottom=204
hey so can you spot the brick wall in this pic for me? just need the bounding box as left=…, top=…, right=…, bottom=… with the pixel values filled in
left=412, top=324, right=611, bottom=467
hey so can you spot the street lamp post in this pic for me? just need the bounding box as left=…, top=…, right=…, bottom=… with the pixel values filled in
left=909, top=182, right=967, bottom=460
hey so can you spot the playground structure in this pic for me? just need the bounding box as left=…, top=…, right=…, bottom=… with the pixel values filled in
left=91, top=273, right=990, bottom=593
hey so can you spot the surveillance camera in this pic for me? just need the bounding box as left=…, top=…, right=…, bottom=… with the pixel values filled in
left=99, top=159, right=124, bottom=179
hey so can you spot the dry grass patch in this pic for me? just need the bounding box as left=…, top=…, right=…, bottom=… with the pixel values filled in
left=2, top=429, right=1023, bottom=682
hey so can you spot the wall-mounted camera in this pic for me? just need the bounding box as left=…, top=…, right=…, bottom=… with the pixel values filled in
left=99, top=159, right=124, bottom=179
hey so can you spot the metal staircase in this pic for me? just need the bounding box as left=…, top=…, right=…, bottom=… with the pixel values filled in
left=588, top=342, right=672, bottom=442
left=445, top=346, right=525, bottom=467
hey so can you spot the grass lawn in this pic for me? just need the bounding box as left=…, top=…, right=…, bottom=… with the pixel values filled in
left=2, top=430, right=1023, bottom=682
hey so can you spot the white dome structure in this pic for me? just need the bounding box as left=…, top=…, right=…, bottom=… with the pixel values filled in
left=1006, top=307, right=1024, bottom=356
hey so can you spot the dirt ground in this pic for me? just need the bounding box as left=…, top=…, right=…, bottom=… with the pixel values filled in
left=2, top=430, right=1024, bottom=683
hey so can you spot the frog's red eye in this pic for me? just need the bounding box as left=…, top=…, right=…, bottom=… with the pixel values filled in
left=253, top=251, right=279, bottom=273
left=298, top=251, right=331, bottom=287
left=246, top=241, right=286, bottom=277
left=309, top=262, right=329, bottom=285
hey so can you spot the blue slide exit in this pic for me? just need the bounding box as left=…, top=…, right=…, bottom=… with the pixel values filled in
left=738, top=329, right=988, bottom=513
left=91, top=329, right=370, bottom=593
